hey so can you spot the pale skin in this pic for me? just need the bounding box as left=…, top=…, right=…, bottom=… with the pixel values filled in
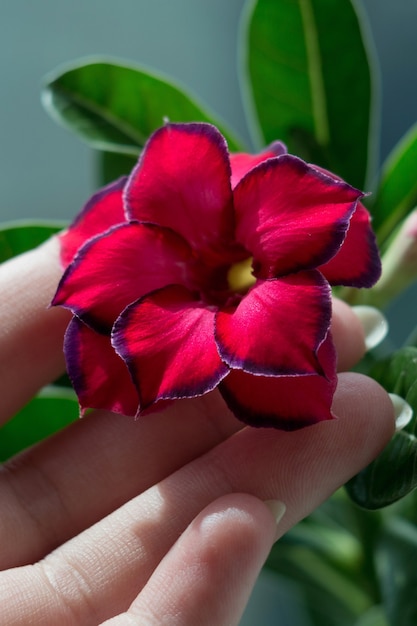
left=0, top=239, right=394, bottom=625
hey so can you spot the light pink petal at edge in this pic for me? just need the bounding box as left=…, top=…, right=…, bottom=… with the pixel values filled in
left=215, top=271, right=332, bottom=376
left=124, top=123, right=244, bottom=267
left=52, top=222, right=193, bottom=333
left=233, top=155, right=363, bottom=279
left=318, top=202, right=381, bottom=287
left=65, top=316, right=139, bottom=417
left=229, top=141, right=287, bottom=189
left=112, top=285, right=229, bottom=412
left=219, top=334, right=337, bottom=430
left=59, top=177, right=127, bottom=268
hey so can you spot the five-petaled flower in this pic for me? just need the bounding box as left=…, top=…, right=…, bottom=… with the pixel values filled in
left=52, top=122, right=381, bottom=430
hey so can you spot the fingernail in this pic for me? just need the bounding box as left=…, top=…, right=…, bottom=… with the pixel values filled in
left=389, top=393, right=413, bottom=431
left=263, top=500, right=286, bottom=525
left=352, top=305, right=389, bottom=351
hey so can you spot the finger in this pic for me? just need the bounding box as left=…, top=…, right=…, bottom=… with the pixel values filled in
left=0, top=391, right=241, bottom=569
left=0, top=240, right=373, bottom=572
left=223, top=373, right=394, bottom=525
left=0, top=373, right=394, bottom=624
left=0, top=296, right=370, bottom=570
left=0, top=238, right=70, bottom=422
left=332, top=298, right=366, bottom=371
left=103, top=494, right=281, bottom=626
left=0, top=283, right=368, bottom=569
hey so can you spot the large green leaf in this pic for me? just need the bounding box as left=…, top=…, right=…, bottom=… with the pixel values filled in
left=0, top=386, right=78, bottom=461
left=376, top=518, right=417, bottom=626
left=346, top=348, right=417, bottom=508
left=370, top=122, right=417, bottom=245
left=240, top=0, right=377, bottom=188
left=0, top=221, right=65, bottom=263
left=96, top=150, right=139, bottom=186
left=42, top=58, right=244, bottom=154
left=354, top=606, right=388, bottom=626
left=266, top=491, right=376, bottom=625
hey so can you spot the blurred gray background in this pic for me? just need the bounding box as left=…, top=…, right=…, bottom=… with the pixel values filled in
left=0, top=2, right=416, bottom=622
left=1, top=1, right=416, bottom=221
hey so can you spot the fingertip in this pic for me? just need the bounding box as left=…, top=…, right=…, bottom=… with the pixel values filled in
left=331, top=298, right=366, bottom=371
left=332, top=372, right=396, bottom=460
left=332, top=300, right=389, bottom=372
left=389, top=393, right=413, bottom=432
left=263, top=499, right=286, bottom=527
left=127, top=493, right=279, bottom=626
left=352, top=306, right=388, bottom=352
left=197, top=493, right=280, bottom=552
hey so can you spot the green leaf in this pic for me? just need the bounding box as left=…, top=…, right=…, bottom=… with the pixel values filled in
left=96, top=151, right=139, bottom=186
left=370, top=122, right=417, bottom=245
left=266, top=529, right=372, bottom=626
left=346, top=348, right=417, bottom=509
left=376, top=518, right=417, bottom=626
left=240, top=0, right=377, bottom=188
left=369, top=347, right=417, bottom=399
left=0, top=221, right=65, bottom=263
left=404, top=322, right=417, bottom=349
left=42, top=58, right=244, bottom=154
left=354, top=606, right=388, bottom=626
left=0, top=386, right=78, bottom=461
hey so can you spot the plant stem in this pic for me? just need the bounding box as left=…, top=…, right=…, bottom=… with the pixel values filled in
left=351, top=505, right=383, bottom=604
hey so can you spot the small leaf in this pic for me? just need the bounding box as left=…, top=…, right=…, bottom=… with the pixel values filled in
left=0, top=386, right=78, bottom=461
left=42, top=58, right=244, bottom=154
left=376, top=518, right=417, bottom=626
left=346, top=348, right=417, bottom=509
left=370, top=122, right=417, bottom=245
left=369, top=348, right=417, bottom=401
left=0, top=221, right=65, bottom=263
left=240, top=0, right=377, bottom=188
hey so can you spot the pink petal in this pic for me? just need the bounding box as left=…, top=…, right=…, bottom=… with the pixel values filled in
left=112, top=285, right=229, bottom=411
left=53, top=222, right=193, bottom=333
left=60, top=177, right=127, bottom=267
left=230, top=141, right=287, bottom=189
left=233, top=155, right=363, bottom=278
left=219, top=335, right=337, bottom=430
left=124, top=123, right=242, bottom=266
left=65, top=316, right=139, bottom=417
left=215, top=272, right=332, bottom=376
left=319, top=202, right=381, bottom=287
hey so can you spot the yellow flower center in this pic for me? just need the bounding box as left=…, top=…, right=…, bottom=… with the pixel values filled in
left=227, top=257, right=255, bottom=293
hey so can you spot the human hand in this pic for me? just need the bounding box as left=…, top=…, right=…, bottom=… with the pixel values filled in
left=0, top=238, right=395, bottom=625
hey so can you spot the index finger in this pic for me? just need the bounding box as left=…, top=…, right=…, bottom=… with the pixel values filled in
left=0, top=372, right=394, bottom=625
left=0, top=237, right=70, bottom=422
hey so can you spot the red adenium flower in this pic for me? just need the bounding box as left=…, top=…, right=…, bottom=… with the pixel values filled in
left=52, top=122, right=380, bottom=430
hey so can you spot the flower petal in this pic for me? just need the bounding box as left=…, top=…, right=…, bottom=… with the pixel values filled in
left=112, top=285, right=229, bottom=411
left=233, top=155, right=363, bottom=278
left=124, top=123, right=241, bottom=266
left=215, top=271, right=332, bottom=376
left=319, top=202, right=381, bottom=287
left=219, top=334, right=337, bottom=430
left=65, top=316, right=139, bottom=417
left=53, top=222, right=193, bottom=333
left=60, top=177, right=127, bottom=267
left=230, top=141, right=287, bottom=189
